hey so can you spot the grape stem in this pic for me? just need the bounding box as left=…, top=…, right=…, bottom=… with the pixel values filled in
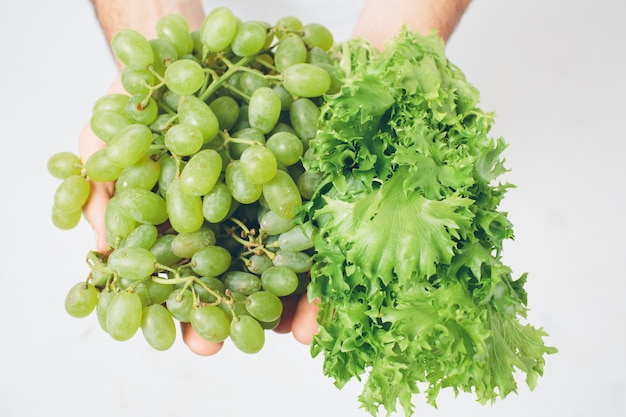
left=227, top=217, right=277, bottom=260
left=222, top=82, right=250, bottom=102
left=198, top=54, right=257, bottom=102
left=152, top=265, right=230, bottom=309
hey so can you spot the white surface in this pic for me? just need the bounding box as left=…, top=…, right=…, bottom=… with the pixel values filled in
left=1, top=0, right=624, bottom=416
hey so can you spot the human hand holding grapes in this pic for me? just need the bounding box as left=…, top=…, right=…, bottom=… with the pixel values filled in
left=78, top=77, right=320, bottom=356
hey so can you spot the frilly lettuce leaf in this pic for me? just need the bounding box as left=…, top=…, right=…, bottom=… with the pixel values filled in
left=301, top=28, right=556, bottom=416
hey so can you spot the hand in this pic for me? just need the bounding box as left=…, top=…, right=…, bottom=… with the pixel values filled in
left=79, top=77, right=124, bottom=253
left=78, top=75, right=320, bottom=354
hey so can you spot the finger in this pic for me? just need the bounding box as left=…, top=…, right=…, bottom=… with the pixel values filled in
left=273, top=294, right=299, bottom=334
left=291, top=293, right=320, bottom=345
left=83, top=180, right=113, bottom=253
left=78, top=77, right=125, bottom=253
left=180, top=322, right=224, bottom=356
left=78, top=121, right=113, bottom=252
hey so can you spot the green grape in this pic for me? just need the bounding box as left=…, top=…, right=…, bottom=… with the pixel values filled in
left=115, top=155, right=161, bottom=193
left=297, top=170, right=322, bottom=200
left=48, top=151, right=82, bottom=179
left=108, top=246, right=157, bottom=280
left=260, top=265, right=299, bottom=297
left=278, top=224, right=317, bottom=252
left=231, top=103, right=250, bottom=131
left=53, top=175, right=90, bottom=213
left=246, top=253, right=274, bottom=275
left=150, top=113, right=175, bottom=133
left=156, top=13, right=194, bottom=56
left=179, top=149, right=222, bottom=196
left=166, top=288, right=194, bottom=322
left=171, top=227, right=216, bottom=258
left=157, top=153, right=179, bottom=196
left=301, top=23, right=334, bottom=50
left=120, top=223, right=158, bottom=249
left=270, top=122, right=297, bottom=136
left=121, top=68, right=156, bottom=95
left=124, top=278, right=149, bottom=306
left=231, top=20, right=267, bottom=57
left=112, top=29, right=154, bottom=70
left=272, top=85, right=294, bottom=111
left=272, top=249, right=313, bottom=273
left=223, top=271, right=261, bottom=295
left=230, top=315, right=265, bottom=354
left=141, top=304, right=177, bottom=350
left=90, top=110, right=133, bottom=143
left=245, top=291, right=283, bottom=322
left=229, top=127, right=265, bottom=159
left=258, top=22, right=274, bottom=48
left=106, top=290, right=143, bottom=341
left=178, top=95, right=219, bottom=143
left=315, top=62, right=342, bottom=94
left=51, top=205, right=82, bottom=230
left=164, top=123, right=204, bottom=156
left=194, top=276, right=225, bottom=303
left=306, top=46, right=332, bottom=65
left=190, top=28, right=202, bottom=52
left=164, top=59, right=205, bottom=95
left=201, top=6, right=238, bottom=52
left=65, top=282, right=98, bottom=318
left=259, top=317, right=280, bottom=330
left=160, top=90, right=181, bottom=112
left=248, top=87, right=282, bottom=134
left=209, top=95, right=240, bottom=131
left=93, top=93, right=130, bottom=114
left=149, top=38, right=179, bottom=75
left=91, top=267, right=113, bottom=288
left=238, top=70, right=270, bottom=97
left=104, top=198, right=137, bottom=243
left=202, top=182, right=232, bottom=223
left=145, top=279, right=173, bottom=306
left=259, top=209, right=295, bottom=235
left=283, top=63, right=331, bottom=98
left=191, top=245, right=232, bottom=277
left=116, top=188, right=168, bottom=225
left=84, top=148, right=123, bottom=182
left=150, top=233, right=183, bottom=266
left=266, top=131, right=303, bottom=166
left=240, top=144, right=277, bottom=185
left=166, top=178, right=204, bottom=234
left=262, top=170, right=302, bottom=218
left=275, top=15, right=303, bottom=37
left=96, top=289, right=116, bottom=332
left=190, top=305, right=231, bottom=343
left=106, top=124, right=153, bottom=168
left=274, top=34, right=307, bottom=72
left=125, top=94, right=159, bottom=125
left=289, top=98, right=320, bottom=142
left=220, top=291, right=248, bottom=319
left=225, top=160, right=263, bottom=204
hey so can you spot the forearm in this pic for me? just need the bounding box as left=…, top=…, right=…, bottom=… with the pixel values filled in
left=91, top=0, right=205, bottom=68
left=352, top=0, right=471, bottom=49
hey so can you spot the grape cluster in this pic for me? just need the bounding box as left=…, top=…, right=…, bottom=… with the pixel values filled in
left=49, top=7, right=338, bottom=352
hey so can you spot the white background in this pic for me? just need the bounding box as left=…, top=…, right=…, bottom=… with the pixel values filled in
left=1, top=0, right=624, bottom=416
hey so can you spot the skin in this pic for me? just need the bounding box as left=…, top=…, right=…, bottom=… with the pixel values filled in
left=83, top=0, right=471, bottom=355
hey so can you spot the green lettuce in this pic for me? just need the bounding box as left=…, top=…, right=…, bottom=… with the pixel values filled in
left=300, top=29, right=557, bottom=416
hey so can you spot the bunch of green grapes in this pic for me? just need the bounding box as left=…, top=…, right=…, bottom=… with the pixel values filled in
left=49, top=7, right=337, bottom=353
